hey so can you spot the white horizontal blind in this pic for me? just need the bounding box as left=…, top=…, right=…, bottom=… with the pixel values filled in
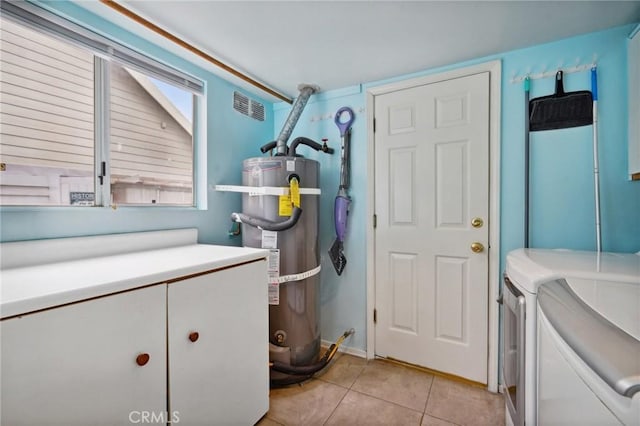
left=0, top=0, right=204, bottom=95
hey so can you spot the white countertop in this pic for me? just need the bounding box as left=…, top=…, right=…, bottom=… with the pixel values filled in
left=0, top=244, right=268, bottom=319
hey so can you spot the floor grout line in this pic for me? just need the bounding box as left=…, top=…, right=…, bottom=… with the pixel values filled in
left=422, top=374, right=435, bottom=414
left=347, top=388, right=427, bottom=415
left=426, top=413, right=464, bottom=426
left=321, top=383, right=351, bottom=426
left=263, top=356, right=502, bottom=426
left=320, top=355, right=367, bottom=425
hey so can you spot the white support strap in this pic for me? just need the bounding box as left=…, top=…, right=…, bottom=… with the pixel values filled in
left=277, top=264, right=321, bottom=284
left=215, top=185, right=321, bottom=196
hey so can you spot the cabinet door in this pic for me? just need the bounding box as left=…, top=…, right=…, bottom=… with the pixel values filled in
left=1, top=285, right=166, bottom=425
left=168, top=260, right=269, bottom=425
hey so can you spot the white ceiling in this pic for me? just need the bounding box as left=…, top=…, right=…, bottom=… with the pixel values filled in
left=78, top=1, right=640, bottom=102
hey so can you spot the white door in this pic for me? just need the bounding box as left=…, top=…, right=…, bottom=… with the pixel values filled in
left=374, top=72, right=490, bottom=383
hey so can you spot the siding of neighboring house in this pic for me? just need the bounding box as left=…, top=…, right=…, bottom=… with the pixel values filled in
left=110, top=62, right=192, bottom=186
left=0, top=17, right=193, bottom=206
left=0, top=19, right=94, bottom=174
left=109, top=62, right=193, bottom=204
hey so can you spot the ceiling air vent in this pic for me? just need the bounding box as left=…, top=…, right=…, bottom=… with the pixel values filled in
left=233, top=91, right=265, bottom=121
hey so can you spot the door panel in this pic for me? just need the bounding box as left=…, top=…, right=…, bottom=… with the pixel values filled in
left=436, top=141, right=467, bottom=227
left=435, top=255, right=467, bottom=343
left=374, top=72, right=489, bottom=383
left=390, top=148, right=416, bottom=225
left=389, top=252, right=418, bottom=334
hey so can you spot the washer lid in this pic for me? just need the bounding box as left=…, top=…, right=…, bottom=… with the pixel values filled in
left=505, top=248, right=640, bottom=294
left=539, top=279, right=640, bottom=398
left=564, top=276, right=640, bottom=341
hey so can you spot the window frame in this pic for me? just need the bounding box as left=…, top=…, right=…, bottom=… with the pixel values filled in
left=0, top=0, right=205, bottom=209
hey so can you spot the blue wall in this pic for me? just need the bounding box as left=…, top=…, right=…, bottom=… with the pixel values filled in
left=502, top=26, right=639, bottom=254
left=274, top=88, right=369, bottom=351
left=275, top=25, right=640, bottom=353
left=2, top=4, right=638, bottom=357
left=0, top=1, right=274, bottom=244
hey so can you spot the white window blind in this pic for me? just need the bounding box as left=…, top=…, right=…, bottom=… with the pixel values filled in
left=0, top=0, right=204, bottom=95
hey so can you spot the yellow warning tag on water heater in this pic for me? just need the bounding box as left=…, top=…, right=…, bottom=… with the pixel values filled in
left=290, top=178, right=300, bottom=208
left=278, top=195, right=292, bottom=216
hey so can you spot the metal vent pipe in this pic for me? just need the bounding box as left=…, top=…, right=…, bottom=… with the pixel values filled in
left=275, top=84, right=318, bottom=155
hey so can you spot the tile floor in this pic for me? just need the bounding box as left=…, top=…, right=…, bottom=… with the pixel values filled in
left=257, top=354, right=505, bottom=426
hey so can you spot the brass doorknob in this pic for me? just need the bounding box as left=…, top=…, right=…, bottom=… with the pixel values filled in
left=471, top=242, right=485, bottom=253
left=471, top=217, right=484, bottom=228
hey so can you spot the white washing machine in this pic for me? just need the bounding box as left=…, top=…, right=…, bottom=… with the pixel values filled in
left=537, top=275, right=640, bottom=425
left=502, top=248, right=640, bottom=426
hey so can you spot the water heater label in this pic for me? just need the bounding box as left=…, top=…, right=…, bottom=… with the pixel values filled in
left=267, top=249, right=280, bottom=305
left=261, top=230, right=278, bottom=248
left=286, top=160, right=295, bottom=171
left=269, top=282, right=279, bottom=305
left=278, top=195, right=292, bottom=216
left=267, top=249, right=280, bottom=273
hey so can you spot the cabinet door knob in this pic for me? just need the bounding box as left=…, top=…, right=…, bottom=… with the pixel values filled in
left=136, top=353, right=150, bottom=366
left=189, top=332, right=200, bottom=342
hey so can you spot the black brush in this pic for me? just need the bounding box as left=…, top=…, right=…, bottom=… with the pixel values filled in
left=529, top=71, right=593, bottom=131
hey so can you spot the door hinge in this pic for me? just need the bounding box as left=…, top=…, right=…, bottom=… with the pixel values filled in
left=373, top=214, right=377, bottom=229
left=373, top=308, right=377, bottom=324
left=373, top=118, right=376, bottom=133
left=98, top=161, right=106, bottom=185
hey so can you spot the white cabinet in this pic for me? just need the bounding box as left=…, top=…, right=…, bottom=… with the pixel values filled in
left=629, top=28, right=640, bottom=180
left=0, top=258, right=269, bottom=425
left=0, top=285, right=167, bottom=425
left=168, top=260, right=269, bottom=425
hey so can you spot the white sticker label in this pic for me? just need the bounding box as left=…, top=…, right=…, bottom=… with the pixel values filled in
left=261, top=230, right=278, bottom=248
left=268, top=282, right=280, bottom=305
left=268, top=248, right=280, bottom=305
left=286, top=160, right=295, bottom=171
left=267, top=249, right=280, bottom=273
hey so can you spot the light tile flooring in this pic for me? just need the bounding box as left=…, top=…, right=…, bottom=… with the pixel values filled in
left=257, top=354, right=505, bottom=426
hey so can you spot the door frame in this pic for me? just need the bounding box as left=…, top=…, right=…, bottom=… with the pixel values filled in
left=365, top=60, right=501, bottom=392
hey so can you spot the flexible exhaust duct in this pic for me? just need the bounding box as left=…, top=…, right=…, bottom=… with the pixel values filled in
left=274, top=84, right=319, bottom=155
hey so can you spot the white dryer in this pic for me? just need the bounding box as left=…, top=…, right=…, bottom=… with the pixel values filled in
left=502, top=248, right=640, bottom=426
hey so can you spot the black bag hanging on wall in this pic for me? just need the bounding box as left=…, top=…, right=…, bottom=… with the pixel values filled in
left=529, top=70, right=593, bottom=131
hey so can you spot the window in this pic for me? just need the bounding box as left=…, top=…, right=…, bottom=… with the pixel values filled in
left=0, top=16, right=95, bottom=206
left=109, top=63, right=195, bottom=206
left=0, top=2, right=203, bottom=207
